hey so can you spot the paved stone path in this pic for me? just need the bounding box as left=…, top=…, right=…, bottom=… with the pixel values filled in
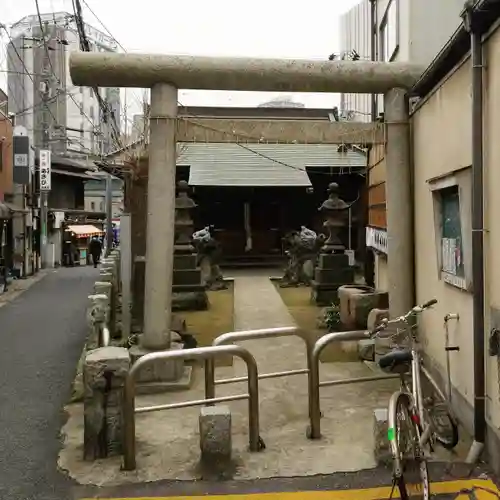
left=0, top=266, right=98, bottom=500
left=233, top=275, right=295, bottom=330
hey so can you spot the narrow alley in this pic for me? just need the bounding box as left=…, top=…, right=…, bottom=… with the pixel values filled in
left=0, top=266, right=98, bottom=500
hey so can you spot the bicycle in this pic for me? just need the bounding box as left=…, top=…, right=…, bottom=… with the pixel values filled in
left=370, top=299, right=460, bottom=500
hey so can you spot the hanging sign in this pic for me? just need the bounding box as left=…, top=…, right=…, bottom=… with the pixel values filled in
left=39, top=149, right=52, bottom=191
left=12, top=129, right=30, bottom=185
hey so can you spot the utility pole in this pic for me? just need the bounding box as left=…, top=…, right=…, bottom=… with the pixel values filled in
left=39, top=21, right=52, bottom=268
left=105, top=172, right=113, bottom=256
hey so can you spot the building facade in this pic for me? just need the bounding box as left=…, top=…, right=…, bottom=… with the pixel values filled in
left=7, top=12, right=121, bottom=158
left=339, top=0, right=466, bottom=120
left=84, top=175, right=123, bottom=218
left=411, top=2, right=500, bottom=471
left=363, top=0, right=500, bottom=471
left=351, top=0, right=468, bottom=290
left=339, top=0, right=372, bottom=122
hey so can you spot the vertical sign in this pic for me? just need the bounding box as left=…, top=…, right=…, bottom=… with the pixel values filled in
left=12, top=134, right=31, bottom=185
left=39, top=149, right=52, bottom=191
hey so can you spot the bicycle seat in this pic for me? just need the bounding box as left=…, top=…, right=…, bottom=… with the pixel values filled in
left=378, top=348, right=413, bottom=370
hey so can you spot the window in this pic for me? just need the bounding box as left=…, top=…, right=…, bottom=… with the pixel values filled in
left=380, top=0, right=399, bottom=61
left=90, top=201, right=95, bottom=211
left=429, top=168, right=472, bottom=291
left=440, top=187, right=464, bottom=281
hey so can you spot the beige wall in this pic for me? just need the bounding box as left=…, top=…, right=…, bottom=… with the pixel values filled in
left=375, top=254, right=389, bottom=291
left=369, top=143, right=386, bottom=185
left=412, top=26, right=500, bottom=429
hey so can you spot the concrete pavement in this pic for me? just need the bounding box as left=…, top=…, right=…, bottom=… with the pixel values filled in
left=1, top=267, right=497, bottom=500
left=0, top=266, right=99, bottom=500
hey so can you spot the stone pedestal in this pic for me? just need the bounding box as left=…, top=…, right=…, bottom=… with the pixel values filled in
left=128, top=340, right=193, bottom=394
left=310, top=253, right=354, bottom=306
left=83, top=346, right=130, bottom=461
left=172, top=253, right=208, bottom=311
left=199, top=405, right=232, bottom=462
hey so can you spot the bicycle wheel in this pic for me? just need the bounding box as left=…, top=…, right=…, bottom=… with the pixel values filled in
left=388, top=391, right=430, bottom=500
left=421, top=379, right=459, bottom=450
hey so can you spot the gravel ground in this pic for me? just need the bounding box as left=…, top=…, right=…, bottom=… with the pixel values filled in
left=0, top=266, right=98, bottom=500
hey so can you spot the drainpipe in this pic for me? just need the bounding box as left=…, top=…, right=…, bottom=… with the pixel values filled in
left=463, top=2, right=486, bottom=464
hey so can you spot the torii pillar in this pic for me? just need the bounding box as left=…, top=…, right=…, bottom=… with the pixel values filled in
left=70, top=53, right=425, bottom=353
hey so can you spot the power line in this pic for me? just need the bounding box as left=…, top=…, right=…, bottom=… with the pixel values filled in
left=72, top=0, right=122, bottom=152
left=34, top=0, right=58, bottom=86
left=0, top=24, right=60, bottom=126
left=79, top=0, right=145, bottom=111
left=33, top=2, right=103, bottom=151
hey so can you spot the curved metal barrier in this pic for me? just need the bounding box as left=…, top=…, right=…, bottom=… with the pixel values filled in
left=205, top=327, right=313, bottom=413
left=307, top=330, right=399, bottom=440
left=123, top=344, right=261, bottom=471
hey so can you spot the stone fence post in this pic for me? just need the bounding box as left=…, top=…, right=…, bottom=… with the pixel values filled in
left=97, top=272, right=118, bottom=338
left=86, top=293, right=109, bottom=350
left=110, top=250, right=121, bottom=293
left=83, top=346, right=131, bottom=461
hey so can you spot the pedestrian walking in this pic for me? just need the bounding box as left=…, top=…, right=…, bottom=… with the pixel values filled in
left=89, top=236, right=102, bottom=268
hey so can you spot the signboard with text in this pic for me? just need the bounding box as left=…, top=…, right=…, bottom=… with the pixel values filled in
left=12, top=133, right=30, bottom=185
left=39, top=149, right=52, bottom=191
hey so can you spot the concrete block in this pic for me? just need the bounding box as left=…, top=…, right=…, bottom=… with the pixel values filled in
left=129, top=342, right=185, bottom=383
left=83, top=346, right=130, bottom=461
left=94, top=281, right=112, bottom=298
left=373, top=408, right=391, bottom=466
left=199, top=405, right=232, bottom=460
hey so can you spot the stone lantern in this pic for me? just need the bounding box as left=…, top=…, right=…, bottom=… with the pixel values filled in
left=174, top=180, right=196, bottom=254
left=172, top=180, right=208, bottom=311
left=310, top=182, right=354, bottom=306
left=318, top=182, right=349, bottom=253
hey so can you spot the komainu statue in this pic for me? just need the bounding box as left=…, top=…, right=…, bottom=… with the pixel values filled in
left=192, top=225, right=228, bottom=291
left=280, top=226, right=325, bottom=287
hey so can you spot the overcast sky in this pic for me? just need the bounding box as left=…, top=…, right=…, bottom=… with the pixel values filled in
left=1, top=0, right=360, bottom=119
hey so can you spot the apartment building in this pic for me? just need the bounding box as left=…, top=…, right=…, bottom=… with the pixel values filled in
left=339, top=0, right=466, bottom=120
left=339, top=0, right=372, bottom=122
left=84, top=175, right=123, bottom=217
left=7, top=12, right=121, bottom=158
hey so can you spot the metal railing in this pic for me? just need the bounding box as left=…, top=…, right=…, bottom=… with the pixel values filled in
left=205, top=327, right=313, bottom=413
left=307, top=330, right=399, bottom=440
left=122, top=344, right=262, bottom=471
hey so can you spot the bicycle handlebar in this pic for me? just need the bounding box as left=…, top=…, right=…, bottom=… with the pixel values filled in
left=369, top=299, right=437, bottom=338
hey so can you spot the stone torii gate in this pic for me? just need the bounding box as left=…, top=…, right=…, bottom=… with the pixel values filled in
left=70, top=52, right=424, bottom=356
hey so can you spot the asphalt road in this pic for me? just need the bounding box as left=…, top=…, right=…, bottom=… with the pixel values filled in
left=0, top=266, right=98, bottom=500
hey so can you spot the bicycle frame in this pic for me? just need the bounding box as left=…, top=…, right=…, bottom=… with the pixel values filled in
left=398, top=330, right=449, bottom=451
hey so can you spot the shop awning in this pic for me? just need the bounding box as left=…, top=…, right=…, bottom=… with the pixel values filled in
left=66, top=224, right=103, bottom=238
